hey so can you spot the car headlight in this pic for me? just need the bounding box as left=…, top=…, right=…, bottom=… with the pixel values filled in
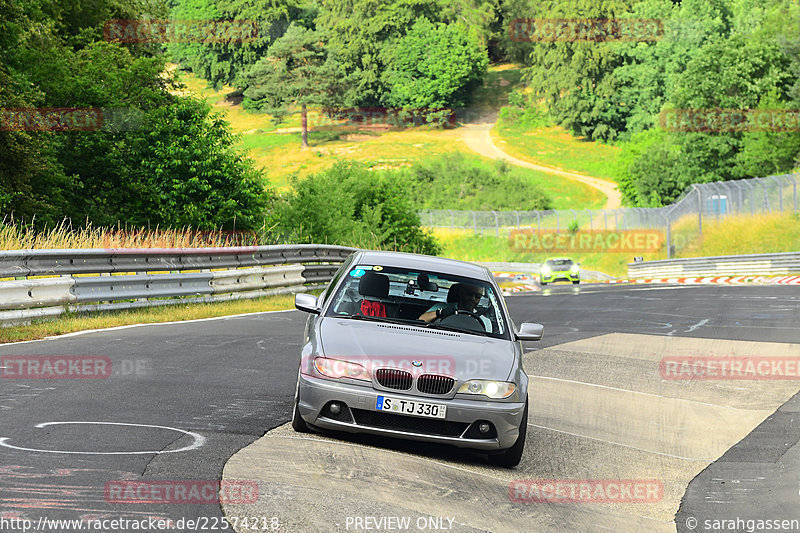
left=570, top=265, right=579, bottom=273
left=458, top=380, right=516, bottom=399
left=314, top=357, right=371, bottom=381
left=541, top=267, right=551, bottom=275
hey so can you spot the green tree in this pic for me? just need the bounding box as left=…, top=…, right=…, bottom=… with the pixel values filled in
left=123, top=98, right=271, bottom=229
left=242, top=23, right=348, bottom=147
left=273, top=161, right=439, bottom=254
left=0, top=0, right=73, bottom=225
left=167, top=0, right=295, bottom=90
left=382, top=17, right=488, bottom=112
left=316, top=0, right=496, bottom=106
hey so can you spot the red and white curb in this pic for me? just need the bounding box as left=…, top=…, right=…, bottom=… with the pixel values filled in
left=603, top=275, right=800, bottom=285
left=500, top=275, right=800, bottom=294
left=502, top=284, right=541, bottom=295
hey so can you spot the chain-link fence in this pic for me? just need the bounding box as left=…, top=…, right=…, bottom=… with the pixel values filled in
left=419, top=173, right=799, bottom=258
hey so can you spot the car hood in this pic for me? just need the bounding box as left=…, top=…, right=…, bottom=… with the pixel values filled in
left=317, top=317, right=516, bottom=381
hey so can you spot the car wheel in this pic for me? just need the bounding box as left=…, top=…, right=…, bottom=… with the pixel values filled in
left=540, top=281, right=547, bottom=286
left=572, top=280, right=580, bottom=284
left=291, top=376, right=310, bottom=433
left=488, top=397, right=528, bottom=468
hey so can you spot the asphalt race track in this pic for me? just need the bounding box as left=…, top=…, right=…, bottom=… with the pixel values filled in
left=1, top=284, right=799, bottom=532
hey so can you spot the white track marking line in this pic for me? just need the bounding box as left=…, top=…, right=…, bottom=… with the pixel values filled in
left=0, top=308, right=297, bottom=346
left=527, top=423, right=713, bottom=462
left=0, top=421, right=205, bottom=455
left=685, top=319, right=710, bottom=333
left=529, top=375, right=724, bottom=408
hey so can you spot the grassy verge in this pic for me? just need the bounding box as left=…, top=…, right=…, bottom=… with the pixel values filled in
left=0, top=294, right=299, bottom=344
left=676, top=211, right=800, bottom=258
left=493, top=111, right=622, bottom=183
left=175, top=65, right=605, bottom=209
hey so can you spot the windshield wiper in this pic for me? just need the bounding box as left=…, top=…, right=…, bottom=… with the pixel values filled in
left=422, top=322, right=492, bottom=337
left=337, top=314, right=418, bottom=326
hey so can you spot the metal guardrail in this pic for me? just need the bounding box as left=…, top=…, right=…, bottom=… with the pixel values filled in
left=0, top=245, right=356, bottom=326
left=627, top=252, right=800, bottom=279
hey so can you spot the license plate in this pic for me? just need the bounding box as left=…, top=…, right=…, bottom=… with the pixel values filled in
left=376, top=396, right=447, bottom=419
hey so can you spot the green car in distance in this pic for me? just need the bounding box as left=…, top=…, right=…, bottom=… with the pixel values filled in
left=539, top=257, right=580, bottom=285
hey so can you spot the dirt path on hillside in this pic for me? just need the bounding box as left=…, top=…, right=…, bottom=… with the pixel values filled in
left=460, top=110, right=622, bottom=210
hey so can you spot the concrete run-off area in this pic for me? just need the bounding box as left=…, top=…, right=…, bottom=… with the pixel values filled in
left=222, top=333, right=800, bottom=532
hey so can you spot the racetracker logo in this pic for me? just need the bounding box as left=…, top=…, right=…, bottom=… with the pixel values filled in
left=659, top=108, right=800, bottom=132
left=307, top=355, right=458, bottom=377
left=509, top=479, right=663, bottom=503
left=311, top=107, right=457, bottom=128
left=0, top=108, right=103, bottom=131
left=509, top=18, right=664, bottom=42
left=103, top=19, right=259, bottom=43
left=104, top=480, right=258, bottom=504
left=1, top=356, right=112, bottom=379
left=660, top=356, right=800, bottom=380
left=509, top=229, right=664, bottom=253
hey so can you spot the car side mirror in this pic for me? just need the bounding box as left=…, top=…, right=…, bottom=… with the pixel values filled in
left=515, top=322, right=543, bottom=341
left=295, top=293, right=321, bottom=315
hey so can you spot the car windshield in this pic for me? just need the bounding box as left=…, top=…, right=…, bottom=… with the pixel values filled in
left=546, top=259, right=574, bottom=267
left=325, top=264, right=509, bottom=339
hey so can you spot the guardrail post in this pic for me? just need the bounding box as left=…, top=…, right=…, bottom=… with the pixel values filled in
left=472, top=211, right=477, bottom=235
left=492, top=211, right=499, bottom=237
left=793, top=174, right=798, bottom=212
left=514, top=210, right=520, bottom=228
left=448, top=209, right=454, bottom=228
left=536, top=211, right=541, bottom=232
left=556, top=211, right=559, bottom=231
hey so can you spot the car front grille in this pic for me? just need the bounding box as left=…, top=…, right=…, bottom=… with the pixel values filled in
left=417, top=374, right=455, bottom=395
left=375, top=368, right=413, bottom=390
left=351, top=409, right=468, bottom=437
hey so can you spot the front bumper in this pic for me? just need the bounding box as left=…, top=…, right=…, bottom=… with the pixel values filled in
left=541, top=271, right=579, bottom=283
left=296, top=373, right=526, bottom=450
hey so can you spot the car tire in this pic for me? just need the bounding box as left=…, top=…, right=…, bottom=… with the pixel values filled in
left=572, top=280, right=580, bottom=284
left=540, top=281, right=547, bottom=286
left=291, top=376, right=310, bottom=433
left=488, top=397, right=528, bottom=468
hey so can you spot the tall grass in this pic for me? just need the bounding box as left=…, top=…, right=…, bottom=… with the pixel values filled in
left=676, top=211, right=800, bottom=257
left=0, top=219, right=269, bottom=250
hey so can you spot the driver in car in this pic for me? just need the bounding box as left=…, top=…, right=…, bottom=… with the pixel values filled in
left=418, top=283, right=491, bottom=331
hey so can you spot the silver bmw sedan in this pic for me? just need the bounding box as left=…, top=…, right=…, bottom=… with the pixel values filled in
left=291, top=250, right=543, bottom=467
